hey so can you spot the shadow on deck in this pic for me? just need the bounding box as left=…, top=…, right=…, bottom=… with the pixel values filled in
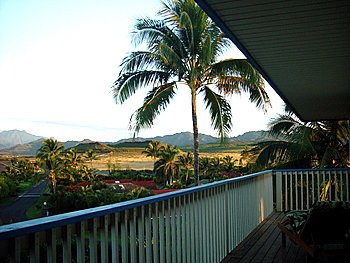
left=221, top=212, right=350, bottom=263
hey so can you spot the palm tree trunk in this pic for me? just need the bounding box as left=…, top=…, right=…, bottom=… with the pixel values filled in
left=50, top=170, right=56, bottom=193
left=191, top=88, right=200, bottom=186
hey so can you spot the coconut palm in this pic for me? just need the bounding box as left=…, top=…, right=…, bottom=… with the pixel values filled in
left=177, top=151, right=194, bottom=182
left=84, top=149, right=97, bottom=169
left=142, top=140, right=165, bottom=160
left=210, top=156, right=222, bottom=174
left=65, top=148, right=82, bottom=168
left=154, top=144, right=181, bottom=185
left=36, top=138, right=64, bottom=193
left=247, top=106, right=349, bottom=171
left=222, top=155, right=237, bottom=172
left=199, top=157, right=211, bottom=179
left=111, top=0, right=270, bottom=185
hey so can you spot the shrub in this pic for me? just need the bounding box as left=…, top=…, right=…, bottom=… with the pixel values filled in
left=48, top=184, right=154, bottom=215
left=0, top=175, right=16, bottom=198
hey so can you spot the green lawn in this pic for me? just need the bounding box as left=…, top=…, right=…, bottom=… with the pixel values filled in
left=26, top=193, right=50, bottom=220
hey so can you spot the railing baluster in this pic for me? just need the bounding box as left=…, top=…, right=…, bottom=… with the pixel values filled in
left=175, top=196, right=181, bottom=263
left=47, top=228, right=57, bottom=263
left=165, top=200, right=171, bottom=262
left=138, top=207, right=145, bottom=263
left=152, top=202, right=159, bottom=263
left=63, top=224, right=72, bottom=263
left=121, top=210, right=129, bottom=262
left=185, top=195, right=191, bottom=263
left=29, top=232, right=40, bottom=263
left=181, top=195, right=187, bottom=263
left=89, top=218, right=97, bottom=263
left=190, top=193, right=195, bottom=263
left=145, top=205, right=152, bottom=263
left=130, top=208, right=137, bottom=263
left=100, top=215, right=109, bottom=263
left=111, top=212, right=119, bottom=263
left=159, top=201, right=165, bottom=262
left=76, top=221, right=85, bottom=263
left=170, top=199, right=177, bottom=262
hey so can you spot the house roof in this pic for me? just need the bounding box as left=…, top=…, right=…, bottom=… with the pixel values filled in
left=195, top=0, right=350, bottom=121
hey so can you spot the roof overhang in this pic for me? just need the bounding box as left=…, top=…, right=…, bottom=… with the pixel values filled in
left=196, top=0, right=350, bottom=121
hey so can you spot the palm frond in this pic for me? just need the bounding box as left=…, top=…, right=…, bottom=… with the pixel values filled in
left=133, top=17, right=186, bottom=62
left=319, top=147, right=343, bottom=168
left=112, top=70, right=171, bottom=103
left=209, top=59, right=270, bottom=111
left=200, top=86, right=232, bottom=144
left=130, top=82, right=177, bottom=136
left=119, top=51, right=161, bottom=73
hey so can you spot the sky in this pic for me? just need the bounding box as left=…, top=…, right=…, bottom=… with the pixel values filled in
left=0, top=0, right=285, bottom=142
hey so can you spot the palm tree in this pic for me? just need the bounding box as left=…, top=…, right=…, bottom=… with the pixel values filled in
left=111, top=0, right=270, bottom=185
left=210, top=156, right=222, bottom=174
left=177, top=151, right=193, bottom=182
left=222, top=155, right=237, bottom=172
left=65, top=148, right=82, bottom=168
left=247, top=106, right=349, bottom=171
left=154, top=144, right=181, bottom=185
left=36, top=138, right=64, bottom=193
left=85, top=149, right=97, bottom=169
left=199, top=156, right=211, bottom=179
left=142, top=140, right=165, bottom=160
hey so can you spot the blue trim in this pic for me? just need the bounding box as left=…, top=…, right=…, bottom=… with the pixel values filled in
left=0, top=170, right=272, bottom=240
left=273, top=168, right=350, bottom=172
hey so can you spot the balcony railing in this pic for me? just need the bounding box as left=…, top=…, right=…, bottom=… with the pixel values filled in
left=0, top=169, right=349, bottom=262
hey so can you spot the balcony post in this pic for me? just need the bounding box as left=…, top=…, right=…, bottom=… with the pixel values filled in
left=275, top=171, right=283, bottom=211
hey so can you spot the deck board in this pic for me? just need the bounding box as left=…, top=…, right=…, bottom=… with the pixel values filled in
left=221, top=212, right=350, bottom=263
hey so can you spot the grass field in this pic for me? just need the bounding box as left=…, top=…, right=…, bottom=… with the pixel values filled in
left=3, top=142, right=251, bottom=171
left=92, top=143, right=249, bottom=171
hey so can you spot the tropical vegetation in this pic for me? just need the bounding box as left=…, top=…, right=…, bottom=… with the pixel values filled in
left=48, top=182, right=154, bottom=215
left=246, top=106, right=349, bottom=171
left=111, top=0, right=270, bottom=185
left=35, top=138, right=102, bottom=193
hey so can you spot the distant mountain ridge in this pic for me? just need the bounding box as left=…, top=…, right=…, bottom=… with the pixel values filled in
left=0, top=130, right=43, bottom=150
left=0, top=130, right=278, bottom=155
left=114, top=130, right=276, bottom=146
left=114, top=131, right=219, bottom=146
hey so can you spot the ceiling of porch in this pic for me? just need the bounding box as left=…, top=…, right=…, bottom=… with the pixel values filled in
left=195, top=0, right=350, bottom=121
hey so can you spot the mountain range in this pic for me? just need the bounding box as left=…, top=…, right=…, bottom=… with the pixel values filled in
left=0, top=130, right=42, bottom=149
left=0, top=129, right=278, bottom=155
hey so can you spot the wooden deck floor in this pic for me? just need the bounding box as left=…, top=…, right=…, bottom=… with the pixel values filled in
left=221, top=212, right=350, bottom=263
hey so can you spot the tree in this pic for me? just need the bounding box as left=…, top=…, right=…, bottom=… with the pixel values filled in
left=36, top=138, right=64, bottom=193
left=247, top=106, right=349, bottom=171
left=222, top=155, right=237, bottom=172
left=154, top=144, right=181, bottom=185
left=210, top=156, right=222, bottom=174
left=65, top=148, right=82, bottom=168
left=142, top=140, right=165, bottom=160
left=177, top=151, right=193, bottom=182
left=84, top=149, right=97, bottom=169
left=111, top=0, right=270, bottom=185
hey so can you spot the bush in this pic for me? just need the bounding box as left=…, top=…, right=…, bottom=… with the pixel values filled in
left=164, top=180, right=185, bottom=189
left=48, top=183, right=154, bottom=215
left=0, top=175, right=16, bottom=198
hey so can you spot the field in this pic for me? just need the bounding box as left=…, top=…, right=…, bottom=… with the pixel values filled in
left=1, top=142, right=252, bottom=171
left=92, top=142, right=250, bottom=171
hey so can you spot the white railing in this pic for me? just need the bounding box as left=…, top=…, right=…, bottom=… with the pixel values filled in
left=0, top=170, right=274, bottom=263
left=275, top=169, right=350, bottom=211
